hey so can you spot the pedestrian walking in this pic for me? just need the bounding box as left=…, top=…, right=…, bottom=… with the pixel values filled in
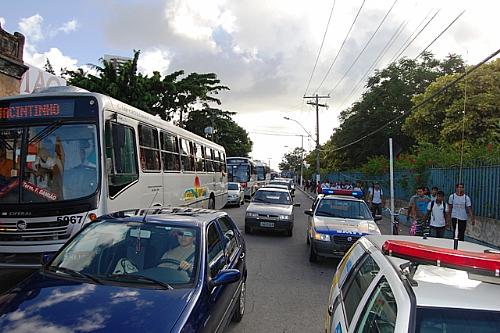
left=448, top=183, right=475, bottom=241
left=430, top=186, right=438, bottom=202
left=409, top=187, right=431, bottom=236
left=423, top=190, right=449, bottom=238
left=315, top=181, right=322, bottom=195
left=368, top=182, right=384, bottom=218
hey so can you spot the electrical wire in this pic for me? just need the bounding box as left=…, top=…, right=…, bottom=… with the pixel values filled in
left=328, top=48, right=500, bottom=153
left=391, top=9, right=440, bottom=61
left=328, top=0, right=399, bottom=96
left=340, top=20, right=408, bottom=108
left=313, top=0, right=366, bottom=94
left=303, top=0, right=337, bottom=97
left=414, top=10, right=465, bottom=60
left=459, top=57, right=468, bottom=183
left=388, top=8, right=434, bottom=63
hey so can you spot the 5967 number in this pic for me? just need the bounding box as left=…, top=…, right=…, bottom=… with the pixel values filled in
left=57, top=216, right=83, bottom=224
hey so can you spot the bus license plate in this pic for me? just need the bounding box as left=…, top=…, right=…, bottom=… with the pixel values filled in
left=260, top=222, right=274, bottom=228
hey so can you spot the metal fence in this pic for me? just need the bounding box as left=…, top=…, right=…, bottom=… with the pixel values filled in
left=325, top=164, right=500, bottom=220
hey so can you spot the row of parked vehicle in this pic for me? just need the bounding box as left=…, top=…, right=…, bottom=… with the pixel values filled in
left=0, top=186, right=498, bottom=332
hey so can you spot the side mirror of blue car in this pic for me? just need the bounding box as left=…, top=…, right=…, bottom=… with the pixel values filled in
left=210, top=269, right=241, bottom=288
left=41, top=253, right=54, bottom=265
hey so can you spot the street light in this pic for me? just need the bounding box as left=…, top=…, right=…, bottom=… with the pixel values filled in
left=283, top=116, right=312, bottom=187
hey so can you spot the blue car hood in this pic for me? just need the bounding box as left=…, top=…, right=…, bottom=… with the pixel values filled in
left=0, top=272, right=194, bottom=333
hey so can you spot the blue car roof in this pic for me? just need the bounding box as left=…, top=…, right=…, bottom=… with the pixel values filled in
left=98, top=207, right=226, bottom=227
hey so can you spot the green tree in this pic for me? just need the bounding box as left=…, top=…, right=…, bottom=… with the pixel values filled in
left=184, top=105, right=253, bottom=157
left=322, top=53, right=465, bottom=169
left=44, top=58, right=55, bottom=74
left=403, top=58, right=500, bottom=146
left=63, top=50, right=229, bottom=126
left=279, top=147, right=305, bottom=173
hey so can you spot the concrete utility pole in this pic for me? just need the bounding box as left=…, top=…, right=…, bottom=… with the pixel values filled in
left=303, top=94, right=329, bottom=183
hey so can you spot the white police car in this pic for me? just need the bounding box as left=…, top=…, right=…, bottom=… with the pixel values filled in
left=304, top=189, right=381, bottom=262
left=325, top=235, right=500, bottom=333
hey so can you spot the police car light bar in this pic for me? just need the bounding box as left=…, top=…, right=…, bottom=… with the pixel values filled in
left=382, top=240, right=500, bottom=276
left=322, top=188, right=364, bottom=199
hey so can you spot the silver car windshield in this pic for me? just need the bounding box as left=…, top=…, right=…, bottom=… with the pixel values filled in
left=252, top=190, right=291, bottom=205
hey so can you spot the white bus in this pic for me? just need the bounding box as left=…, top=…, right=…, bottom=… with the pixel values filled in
left=226, top=157, right=257, bottom=199
left=255, top=160, right=270, bottom=188
left=0, top=87, right=227, bottom=267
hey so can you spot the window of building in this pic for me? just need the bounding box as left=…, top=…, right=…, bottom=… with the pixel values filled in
left=138, top=125, right=160, bottom=172
left=160, top=132, right=180, bottom=171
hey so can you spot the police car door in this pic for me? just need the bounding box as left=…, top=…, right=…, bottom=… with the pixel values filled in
left=327, top=240, right=368, bottom=333
left=341, top=249, right=412, bottom=333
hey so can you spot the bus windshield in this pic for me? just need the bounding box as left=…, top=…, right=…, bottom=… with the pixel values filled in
left=228, top=164, right=250, bottom=182
left=256, top=166, right=266, bottom=181
left=0, top=123, right=99, bottom=203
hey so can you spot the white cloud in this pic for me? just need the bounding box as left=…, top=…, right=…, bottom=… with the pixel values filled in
left=165, top=0, right=236, bottom=50
left=0, top=17, right=6, bottom=28
left=24, top=47, right=78, bottom=75
left=138, top=48, right=171, bottom=76
left=58, top=19, right=78, bottom=34
left=19, top=14, right=44, bottom=42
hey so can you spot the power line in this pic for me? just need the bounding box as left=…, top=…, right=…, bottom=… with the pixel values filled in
left=313, top=0, right=366, bottom=94
left=342, top=8, right=442, bottom=110
left=328, top=48, right=500, bottom=153
left=388, top=8, right=434, bottom=63
left=328, top=0, right=399, bottom=96
left=414, top=10, right=465, bottom=59
left=391, top=8, right=440, bottom=61
left=340, top=20, right=408, bottom=108
left=249, top=131, right=305, bottom=137
left=303, top=0, right=337, bottom=96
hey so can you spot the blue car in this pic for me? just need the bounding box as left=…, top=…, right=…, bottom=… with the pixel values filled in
left=0, top=208, right=247, bottom=332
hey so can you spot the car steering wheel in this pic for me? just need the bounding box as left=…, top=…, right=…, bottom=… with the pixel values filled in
left=158, top=258, right=181, bottom=266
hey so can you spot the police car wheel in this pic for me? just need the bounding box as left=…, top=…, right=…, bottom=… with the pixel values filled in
left=306, top=233, right=310, bottom=245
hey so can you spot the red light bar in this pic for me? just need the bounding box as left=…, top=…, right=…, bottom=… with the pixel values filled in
left=382, top=240, right=500, bottom=275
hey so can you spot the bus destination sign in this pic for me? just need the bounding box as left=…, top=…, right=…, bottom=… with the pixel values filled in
left=0, top=99, right=75, bottom=121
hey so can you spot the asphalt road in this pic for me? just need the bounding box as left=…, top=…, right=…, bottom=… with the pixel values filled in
left=225, top=189, right=338, bottom=333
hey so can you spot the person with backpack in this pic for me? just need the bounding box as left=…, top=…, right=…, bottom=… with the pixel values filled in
left=368, top=182, right=384, bottom=218
left=423, top=190, right=449, bottom=238
left=448, top=183, right=475, bottom=241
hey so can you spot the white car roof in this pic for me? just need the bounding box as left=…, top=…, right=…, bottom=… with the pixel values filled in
left=257, top=187, right=289, bottom=193
left=365, top=235, right=500, bottom=312
left=320, top=194, right=364, bottom=202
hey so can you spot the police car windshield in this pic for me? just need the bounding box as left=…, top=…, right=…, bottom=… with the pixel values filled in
left=48, top=220, right=200, bottom=287
left=416, top=307, right=499, bottom=333
left=315, top=198, right=372, bottom=219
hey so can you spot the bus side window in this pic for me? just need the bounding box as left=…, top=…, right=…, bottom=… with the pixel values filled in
left=195, top=143, right=205, bottom=172
left=138, top=125, right=160, bottom=172
left=105, top=122, right=139, bottom=197
left=160, top=131, right=180, bottom=172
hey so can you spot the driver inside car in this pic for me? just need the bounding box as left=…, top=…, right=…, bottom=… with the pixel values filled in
left=158, top=229, right=196, bottom=274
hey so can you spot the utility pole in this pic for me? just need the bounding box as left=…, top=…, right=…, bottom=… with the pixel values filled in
left=303, top=94, right=329, bottom=183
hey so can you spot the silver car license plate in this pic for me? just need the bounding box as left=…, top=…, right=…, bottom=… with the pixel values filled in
left=260, top=222, right=274, bottom=228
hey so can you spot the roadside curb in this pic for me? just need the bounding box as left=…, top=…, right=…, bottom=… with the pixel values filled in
left=297, top=186, right=316, bottom=201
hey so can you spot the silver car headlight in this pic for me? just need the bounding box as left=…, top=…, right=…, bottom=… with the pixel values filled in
left=246, top=212, right=258, bottom=217
left=279, top=215, right=290, bottom=220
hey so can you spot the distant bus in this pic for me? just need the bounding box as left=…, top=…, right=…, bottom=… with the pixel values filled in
left=255, top=161, right=270, bottom=188
left=0, top=87, right=227, bottom=267
left=227, top=157, right=257, bottom=198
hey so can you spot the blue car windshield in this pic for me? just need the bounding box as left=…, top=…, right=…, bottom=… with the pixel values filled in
left=49, top=221, right=200, bottom=287
left=315, top=198, right=372, bottom=219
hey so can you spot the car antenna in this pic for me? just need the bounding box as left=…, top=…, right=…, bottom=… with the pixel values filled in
left=142, top=189, right=161, bottom=223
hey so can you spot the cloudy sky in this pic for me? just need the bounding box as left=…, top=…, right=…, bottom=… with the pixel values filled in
left=2, top=0, right=498, bottom=170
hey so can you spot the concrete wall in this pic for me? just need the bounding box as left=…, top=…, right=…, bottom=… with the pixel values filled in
left=0, top=24, right=28, bottom=97
left=0, top=71, right=21, bottom=96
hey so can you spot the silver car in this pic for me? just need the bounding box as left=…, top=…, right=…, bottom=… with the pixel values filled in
left=226, top=182, right=245, bottom=207
left=244, top=188, right=300, bottom=236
